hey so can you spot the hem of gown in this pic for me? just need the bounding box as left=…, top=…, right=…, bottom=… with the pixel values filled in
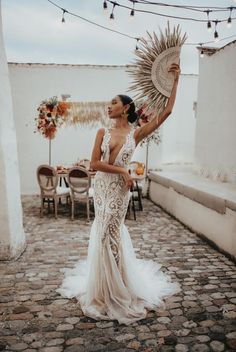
left=56, top=282, right=181, bottom=325
left=56, top=221, right=181, bottom=325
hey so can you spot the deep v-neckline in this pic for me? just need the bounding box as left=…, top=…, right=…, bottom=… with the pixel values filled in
left=107, top=128, right=133, bottom=165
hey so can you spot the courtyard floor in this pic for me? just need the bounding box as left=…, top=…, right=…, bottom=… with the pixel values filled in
left=0, top=197, right=236, bottom=352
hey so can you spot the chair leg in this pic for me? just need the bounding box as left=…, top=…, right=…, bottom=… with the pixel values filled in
left=54, top=198, right=58, bottom=219
left=131, top=192, right=136, bottom=220
left=71, top=199, right=74, bottom=220
left=87, top=199, right=90, bottom=221
left=129, top=188, right=136, bottom=220
left=47, top=199, right=50, bottom=213
left=136, top=182, right=143, bottom=211
left=40, top=197, right=44, bottom=217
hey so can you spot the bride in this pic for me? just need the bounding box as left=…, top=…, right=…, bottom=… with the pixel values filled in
left=57, top=63, right=181, bottom=325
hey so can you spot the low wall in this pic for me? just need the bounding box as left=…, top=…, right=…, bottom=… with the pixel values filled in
left=149, top=170, right=236, bottom=260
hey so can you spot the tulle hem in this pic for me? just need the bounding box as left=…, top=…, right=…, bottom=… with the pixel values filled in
left=56, top=222, right=181, bottom=324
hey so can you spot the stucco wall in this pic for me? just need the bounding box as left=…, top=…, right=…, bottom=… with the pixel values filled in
left=195, top=42, right=236, bottom=183
left=8, top=63, right=198, bottom=194
left=0, top=1, right=25, bottom=260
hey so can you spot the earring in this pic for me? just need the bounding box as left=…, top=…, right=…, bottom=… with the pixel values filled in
left=122, top=110, right=127, bottom=118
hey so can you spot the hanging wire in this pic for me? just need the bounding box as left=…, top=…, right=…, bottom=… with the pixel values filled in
left=132, top=0, right=234, bottom=12
left=47, top=0, right=134, bottom=40
left=47, top=0, right=236, bottom=48
left=107, top=0, right=236, bottom=23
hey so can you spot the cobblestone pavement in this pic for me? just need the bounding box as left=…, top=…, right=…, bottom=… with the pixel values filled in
left=0, top=196, right=236, bottom=352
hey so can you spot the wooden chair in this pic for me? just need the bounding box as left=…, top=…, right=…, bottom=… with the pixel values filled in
left=67, top=166, right=94, bottom=220
left=77, top=159, right=91, bottom=170
left=36, top=165, right=70, bottom=218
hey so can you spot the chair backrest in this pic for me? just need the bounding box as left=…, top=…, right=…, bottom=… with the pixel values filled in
left=37, top=165, right=58, bottom=194
left=78, top=159, right=91, bottom=170
left=67, top=166, right=91, bottom=195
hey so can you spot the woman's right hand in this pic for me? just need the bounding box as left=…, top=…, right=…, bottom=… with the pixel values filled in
left=168, top=63, right=181, bottom=82
left=121, top=169, right=134, bottom=190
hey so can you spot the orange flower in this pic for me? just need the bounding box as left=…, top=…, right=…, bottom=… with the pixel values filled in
left=45, top=125, right=56, bottom=139
left=58, top=102, right=68, bottom=116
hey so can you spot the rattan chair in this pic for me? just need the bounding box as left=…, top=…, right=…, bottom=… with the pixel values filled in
left=36, top=165, right=70, bottom=218
left=78, top=159, right=91, bottom=170
left=67, top=166, right=94, bottom=220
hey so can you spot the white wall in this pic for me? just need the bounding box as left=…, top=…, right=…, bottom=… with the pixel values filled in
left=0, top=1, right=25, bottom=260
left=8, top=63, right=198, bottom=194
left=195, top=42, right=236, bottom=183
left=161, top=74, right=198, bottom=165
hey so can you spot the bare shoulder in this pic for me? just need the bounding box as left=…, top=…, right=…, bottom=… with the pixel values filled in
left=94, top=128, right=106, bottom=143
left=96, top=128, right=106, bottom=137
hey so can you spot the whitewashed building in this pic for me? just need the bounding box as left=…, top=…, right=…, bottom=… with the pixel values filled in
left=149, top=41, right=236, bottom=259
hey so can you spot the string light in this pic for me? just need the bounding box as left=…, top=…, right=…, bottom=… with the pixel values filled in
left=227, top=7, right=232, bottom=28
left=205, top=10, right=212, bottom=32
left=110, top=2, right=117, bottom=20
left=135, top=38, right=140, bottom=50
left=47, top=1, right=236, bottom=50
left=130, top=1, right=136, bottom=18
left=200, top=44, right=204, bottom=58
left=213, top=20, right=219, bottom=42
left=61, top=9, right=67, bottom=23
left=106, top=0, right=236, bottom=24
left=103, top=1, right=108, bottom=11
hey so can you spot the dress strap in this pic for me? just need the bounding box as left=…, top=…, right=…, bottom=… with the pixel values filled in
left=101, top=128, right=111, bottom=151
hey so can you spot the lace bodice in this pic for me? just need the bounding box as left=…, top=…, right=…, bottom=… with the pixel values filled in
left=101, top=128, right=136, bottom=168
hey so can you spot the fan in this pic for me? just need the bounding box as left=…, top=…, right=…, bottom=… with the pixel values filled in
left=127, top=22, right=187, bottom=114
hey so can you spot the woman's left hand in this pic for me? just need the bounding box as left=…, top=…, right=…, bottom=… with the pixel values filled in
left=168, top=63, right=181, bottom=82
left=121, top=169, right=134, bottom=191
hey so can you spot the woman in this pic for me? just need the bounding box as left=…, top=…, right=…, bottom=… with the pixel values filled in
left=57, top=63, right=181, bottom=325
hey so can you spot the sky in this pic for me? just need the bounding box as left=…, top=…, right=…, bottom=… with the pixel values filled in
left=1, top=0, right=236, bottom=74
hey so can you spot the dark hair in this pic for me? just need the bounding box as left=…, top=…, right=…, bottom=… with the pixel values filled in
left=118, top=94, right=138, bottom=124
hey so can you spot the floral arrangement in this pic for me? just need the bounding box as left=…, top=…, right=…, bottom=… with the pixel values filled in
left=35, top=96, right=69, bottom=139
left=135, top=103, right=161, bottom=146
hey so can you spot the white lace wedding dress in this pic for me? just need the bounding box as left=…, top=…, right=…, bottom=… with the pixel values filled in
left=57, top=127, right=180, bottom=325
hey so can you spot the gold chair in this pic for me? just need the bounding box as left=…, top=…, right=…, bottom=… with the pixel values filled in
left=36, top=165, right=70, bottom=218
left=67, top=166, right=94, bottom=220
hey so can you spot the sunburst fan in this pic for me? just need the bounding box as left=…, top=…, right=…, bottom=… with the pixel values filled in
left=127, top=22, right=187, bottom=114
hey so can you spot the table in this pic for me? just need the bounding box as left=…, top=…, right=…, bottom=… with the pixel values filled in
left=57, top=170, right=96, bottom=187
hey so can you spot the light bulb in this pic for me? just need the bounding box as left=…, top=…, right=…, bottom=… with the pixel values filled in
left=130, top=9, right=135, bottom=17
left=214, top=31, right=219, bottom=42
left=227, top=17, right=232, bottom=28
left=103, top=1, right=108, bottom=11
left=207, top=21, right=212, bottom=32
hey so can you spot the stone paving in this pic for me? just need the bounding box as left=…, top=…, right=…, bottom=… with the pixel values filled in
left=0, top=196, right=236, bottom=352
